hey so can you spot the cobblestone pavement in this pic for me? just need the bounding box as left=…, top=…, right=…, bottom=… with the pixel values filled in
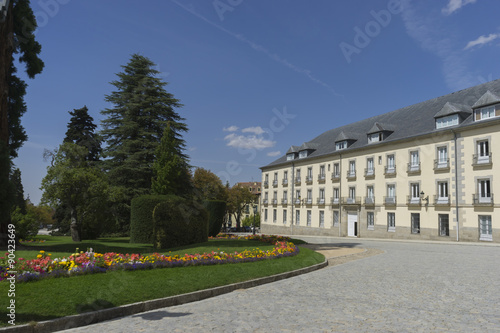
left=63, top=238, right=500, bottom=332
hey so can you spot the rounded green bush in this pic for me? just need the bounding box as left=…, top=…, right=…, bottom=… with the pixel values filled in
left=203, top=200, right=227, bottom=237
left=152, top=196, right=208, bottom=249
left=130, top=195, right=173, bottom=244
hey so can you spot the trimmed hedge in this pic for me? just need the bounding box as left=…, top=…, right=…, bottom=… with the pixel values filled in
left=130, top=195, right=173, bottom=243
left=152, top=196, right=208, bottom=249
left=203, top=200, right=227, bottom=237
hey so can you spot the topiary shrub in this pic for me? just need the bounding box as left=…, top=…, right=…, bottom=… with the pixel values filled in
left=152, top=196, right=208, bottom=249
left=130, top=195, right=172, bottom=243
left=203, top=200, right=227, bottom=237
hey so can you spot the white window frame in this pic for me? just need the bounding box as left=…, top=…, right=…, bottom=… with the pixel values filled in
left=410, top=151, right=419, bottom=169
left=319, top=211, right=324, bottom=228
left=296, top=210, right=300, bottom=225
left=366, top=157, right=374, bottom=175
left=348, top=160, right=356, bottom=177
left=436, top=114, right=459, bottom=129
left=479, top=215, right=492, bottom=241
left=477, top=179, right=492, bottom=203
left=366, top=186, right=374, bottom=204
left=437, top=181, right=449, bottom=203
left=348, top=187, right=356, bottom=204
left=387, top=154, right=395, bottom=171
left=336, top=141, right=347, bottom=150
left=367, top=212, right=374, bottom=230
left=306, top=189, right=312, bottom=204
left=410, top=183, right=420, bottom=204
left=306, top=210, right=311, bottom=227
left=477, top=140, right=490, bottom=164
left=437, top=146, right=448, bottom=167
left=333, top=187, right=340, bottom=204
left=333, top=210, right=339, bottom=227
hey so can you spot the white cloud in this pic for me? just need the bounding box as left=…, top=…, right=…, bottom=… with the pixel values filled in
left=224, top=133, right=275, bottom=150
left=267, top=151, right=281, bottom=157
left=401, top=1, right=476, bottom=90
left=223, top=126, right=239, bottom=132
left=242, top=126, right=265, bottom=135
left=464, top=33, right=500, bottom=50
left=442, top=0, right=477, bottom=15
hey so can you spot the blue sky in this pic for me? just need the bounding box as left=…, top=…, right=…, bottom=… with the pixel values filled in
left=12, top=0, right=500, bottom=204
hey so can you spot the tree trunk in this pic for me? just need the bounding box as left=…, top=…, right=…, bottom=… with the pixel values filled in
left=0, top=2, right=14, bottom=247
left=70, top=208, right=81, bottom=242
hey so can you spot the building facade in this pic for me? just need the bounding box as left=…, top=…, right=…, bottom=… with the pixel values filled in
left=260, top=80, right=500, bottom=243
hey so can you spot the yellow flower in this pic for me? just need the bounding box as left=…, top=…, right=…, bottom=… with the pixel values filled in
left=37, top=254, right=42, bottom=258
left=40, top=250, right=45, bottom=254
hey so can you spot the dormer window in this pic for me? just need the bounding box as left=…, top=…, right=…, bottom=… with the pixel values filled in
left=472, top=91, right=500, bottom=122
left=286, top=153, right=296, bottom=161
left=335, top=141, right=347, bottom=150
left=476, top=105, right=497, bottom=121
left=367, top=123, right=393, bottom=144
left=436, top=114, right=459, bottom=129
left=299, top=150, right=308, bottom=158
left=368, top=132, right=383, bottom=143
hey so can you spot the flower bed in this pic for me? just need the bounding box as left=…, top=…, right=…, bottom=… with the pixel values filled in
left=1, top=235, right=298, bottom=283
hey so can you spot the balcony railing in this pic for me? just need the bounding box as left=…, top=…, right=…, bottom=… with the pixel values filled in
left=472, top=153, right=492, bottom=167
left=305, top=176, right=313, bottom=185
left=294, top=198, right=301, bottom=205
left=364, top=197, right=375, bottom=206
left=317, top=174, right=326, bottom=183
left=282, top=179, right=288, bottom=186
left=384, top=165, right=396, bottom=177
left=316, top=197, right=326, bottom=205
left=407, top=196, right=421, bottom=206
left=473, top=194, right=494, bottom=206
left=433, top=195, right=450, bottom=206
left=384, top=196, right=397, bottom=206
left=264, top=181, right=269, bottom=188
left=272, top=199, right=278, bottom=205
left=294, top=177, right=301, bottom=185
left=407, top=163, right=421, bottom=174
left=331, top=172, right=341, bottom=182
left=346, top=170, right=356, bottom=180
left=262, top=199, right=269, bottom=205
left=331, top=198, right=340, bottom=206
left=341, top=196, right=361, bottom=205
left=364, top=168, right=375, bottom=178
left=434, top=159, right=450, bottom=171
left=305, top=198, right=313, bottom=205
left=272, top=180, right=278, bottom=187
left=281, top=199, right=288, bottom=205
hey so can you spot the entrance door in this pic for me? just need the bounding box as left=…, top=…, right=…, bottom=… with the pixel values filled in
left=347, top=212, right=357, bottom=237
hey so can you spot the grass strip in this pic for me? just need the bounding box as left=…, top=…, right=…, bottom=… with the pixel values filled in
left=1, top=240, right=323, bottom=326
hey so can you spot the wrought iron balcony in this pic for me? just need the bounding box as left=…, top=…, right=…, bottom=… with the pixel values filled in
left=473, top=194, right=493, bottom=206
left=472, top=153, right=492, bottom=167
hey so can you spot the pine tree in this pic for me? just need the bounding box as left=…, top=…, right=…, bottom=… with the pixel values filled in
left=152, top=123, right=192, bottom=197
left=10, top=168, right=26, bottom=215
left=100, top=54, right=188, bottom=231
left=64, top=106, right=101, bottom=162
left=0, top=0, right=44, bottom=246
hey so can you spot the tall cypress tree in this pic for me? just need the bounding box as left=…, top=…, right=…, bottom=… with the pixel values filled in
left=64, top=106, right=101, bottom=162
left=100, top=54, right=187, bottom=231
left=152, top=122, right=192, bottom=197
left=0, top=0, right=44, bottom=246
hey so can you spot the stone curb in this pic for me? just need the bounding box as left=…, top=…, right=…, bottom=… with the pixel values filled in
left=1, top=258, right=328, bottom=333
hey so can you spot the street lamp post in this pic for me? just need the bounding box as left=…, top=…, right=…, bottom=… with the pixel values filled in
left=253, top=204, right=257, bottom=235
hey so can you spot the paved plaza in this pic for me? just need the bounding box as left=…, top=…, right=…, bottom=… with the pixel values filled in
left=62, top=237, right=500, bottom=332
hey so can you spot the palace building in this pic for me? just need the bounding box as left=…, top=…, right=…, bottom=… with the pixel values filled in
left=260, top=79, right=500, bottom=242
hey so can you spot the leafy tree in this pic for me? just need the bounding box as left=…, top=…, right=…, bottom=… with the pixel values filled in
left=241, top=213, right=260, bottom=228
left=100, top=54, right=187, bottom=231
left=192, top=167, right=227, bottom=201
left=226, top=185, right=256, bottom=231
left=10, top=206, right=38, bottom=240
left=64, top=106, right=101, bottom=162
left=151, top=123, right=192, bottom=197
left=0, top=0, right=44, bottom=246
left=41, top=143, right=112, bottom=241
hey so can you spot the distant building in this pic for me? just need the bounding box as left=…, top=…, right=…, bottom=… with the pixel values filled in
left=261, top=79, right=500, bottom=243
left=235, top=182, right=261, bottom=220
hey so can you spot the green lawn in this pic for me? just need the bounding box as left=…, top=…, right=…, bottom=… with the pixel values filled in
left=1, top=236, right=323, bottom=326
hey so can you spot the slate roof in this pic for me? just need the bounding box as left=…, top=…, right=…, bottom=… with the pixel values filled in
left=263, top=79, right=500, bottom=169
left=433, top=102, right=471, bottom=118
left=472, top=90, right=500, bottom=108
